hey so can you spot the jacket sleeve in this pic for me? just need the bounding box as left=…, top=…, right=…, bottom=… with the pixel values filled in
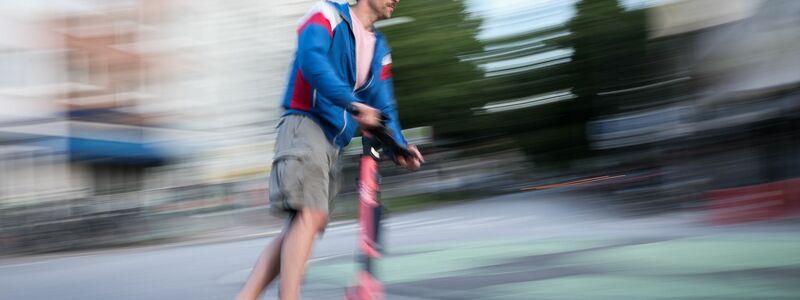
left=297, top=22, right=360, bottom=109
left=371, top=72, right=409, bottom=151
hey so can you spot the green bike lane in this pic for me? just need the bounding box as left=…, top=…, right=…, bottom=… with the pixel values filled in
left=303, top=234, right=800, bottom=299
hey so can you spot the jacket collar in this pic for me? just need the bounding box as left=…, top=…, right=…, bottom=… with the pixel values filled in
left=328, top=1, right=353, bottom=27
left=328, top=0, right=384, bottom=40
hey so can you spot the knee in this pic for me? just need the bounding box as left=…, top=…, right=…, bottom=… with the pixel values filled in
left=298, top=209, right=328, bottom=232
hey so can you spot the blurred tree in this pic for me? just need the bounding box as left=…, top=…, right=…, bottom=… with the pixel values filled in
left=476, top=27, right=579, bottom=165
left=379, top=0, right=488, bottom=140
left=477, top=0, right=648, bottom=168
left=568, top=0, right=648, bottom=116
left=382, top=0, right=647, bottom=169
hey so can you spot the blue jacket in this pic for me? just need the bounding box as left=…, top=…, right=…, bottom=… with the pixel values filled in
left=281, top=0, right=408, bottom=150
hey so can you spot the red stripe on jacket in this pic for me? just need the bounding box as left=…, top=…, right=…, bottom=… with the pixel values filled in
left=290, top=70, right=312, bottom=111
left=298, top=13, right=333, bottom=37
left=380, top=64, right=392, bottom=80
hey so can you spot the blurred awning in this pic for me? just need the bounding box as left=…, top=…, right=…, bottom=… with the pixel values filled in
left=694, top=91, right=800, bottom=135
left=588, top=105, right=693, bottom=150
left=0, top=114, right=185, bottom=166
left=68, top=137, right=167, bottom=166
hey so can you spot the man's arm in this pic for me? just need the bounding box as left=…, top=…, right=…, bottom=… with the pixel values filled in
left=296, top=20, right=359, bottom=109
left=297, top=15, right=382, bottom=127
left=371, top=77, right=408, bottom=149
left=370, top=70, right=424, bottom=170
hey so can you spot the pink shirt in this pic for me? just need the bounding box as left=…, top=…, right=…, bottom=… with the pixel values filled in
left=349, top=7, right=376, bottom=90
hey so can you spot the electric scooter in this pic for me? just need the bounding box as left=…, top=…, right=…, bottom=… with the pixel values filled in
left=344, top=109, right=413, bottom=300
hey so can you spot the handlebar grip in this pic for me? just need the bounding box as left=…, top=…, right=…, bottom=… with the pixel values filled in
left=367, top=126, right=412, bottom=159
left=348, top=104, right=411, bottom=159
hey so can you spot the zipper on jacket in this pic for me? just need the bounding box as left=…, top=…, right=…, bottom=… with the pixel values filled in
left=333, top=109, right=348, bottom=145
left=333, top=6, right=383, bottom=145
left=339, top=7, right=377, bottom=95
left=337, top=10, right=359, bottom=91
left=312, top=89, right=317, bottom=107
left=355, top=32, right=388, bottom=95
left=355, top=75, right=374, bottom=94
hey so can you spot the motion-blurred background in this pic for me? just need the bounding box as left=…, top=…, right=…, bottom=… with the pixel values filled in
left=1, top=0, right=798, bottom=252
left=0, top=0, right=798, bottom=282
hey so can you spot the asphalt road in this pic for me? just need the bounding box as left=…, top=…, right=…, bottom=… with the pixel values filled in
left=2, top=191, right=799, bottom=299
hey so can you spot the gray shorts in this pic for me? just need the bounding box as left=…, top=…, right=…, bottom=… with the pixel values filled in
left=268, top=115, right=341, bottom=218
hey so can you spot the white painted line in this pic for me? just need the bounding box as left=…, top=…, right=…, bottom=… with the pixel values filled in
left=190, top=206, right=268, bottom=218
left=384, top=219, right=426, bottom=227
left=0, top=257, right=73, bottom=269
left=454, top=216, right=507, bottom=228
left=488, top=216, right=535, bottom=226
left=309, top=253, right=350, bottom=263
left=388, top=217, right=461, bottom=229
left=234, top=229, right=282, bottom=240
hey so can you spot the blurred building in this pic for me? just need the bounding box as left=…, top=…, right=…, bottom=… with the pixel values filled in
left=683, top=0, right=800, bottom=188
left=0, top=0, right=321, bottom=252
left=53, top=4, right=176, bottom=207
left=0, top=5, right=74, bottom=208
left=587, top=0, right=800, bottom=215
left=0, top=2, right=183, bottom=251
left=156, top=0, right=316, bottom=184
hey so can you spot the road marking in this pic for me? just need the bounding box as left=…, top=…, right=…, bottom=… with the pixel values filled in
left=216, top=253, right=351, bottom=285
left=326, top=217, right=462, bottom=233
left=384, top=218, right=426, bottom=227
left=455, top=216, right=512, bottom=228
left=309, top=253, right=350, bottom=263
left=326, top=215, right=529, bottom=234
left=0, top=257, right=74, bottom=269
left=389, top=217, right=461, bottom=229
left=236, top=229, right=282, bottom=239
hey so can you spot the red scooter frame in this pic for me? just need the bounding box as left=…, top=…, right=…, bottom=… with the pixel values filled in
left=344, top=117, right=412, bottom=300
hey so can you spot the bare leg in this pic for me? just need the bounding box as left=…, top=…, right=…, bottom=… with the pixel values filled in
left=236, top=232, right=286, bottom=300
left=279, top=208, right=328, bottom=300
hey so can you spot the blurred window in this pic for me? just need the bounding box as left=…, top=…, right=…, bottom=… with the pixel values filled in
left=92, top=164, right=143, bottom=195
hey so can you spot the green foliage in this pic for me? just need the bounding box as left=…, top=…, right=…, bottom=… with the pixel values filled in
left=382, top=0, right=648, bottom=168
left=568, top=0, right=649, bottom=114
left=380, top=0, right=487, bottom=138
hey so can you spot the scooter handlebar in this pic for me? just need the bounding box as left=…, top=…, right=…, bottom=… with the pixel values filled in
left=347, top=104, right=413, bottom=160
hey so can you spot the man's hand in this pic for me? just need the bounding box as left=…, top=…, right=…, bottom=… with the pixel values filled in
left=396, top=144, right=424, bottom=171
left=350, top=102, right=381, bottom=129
